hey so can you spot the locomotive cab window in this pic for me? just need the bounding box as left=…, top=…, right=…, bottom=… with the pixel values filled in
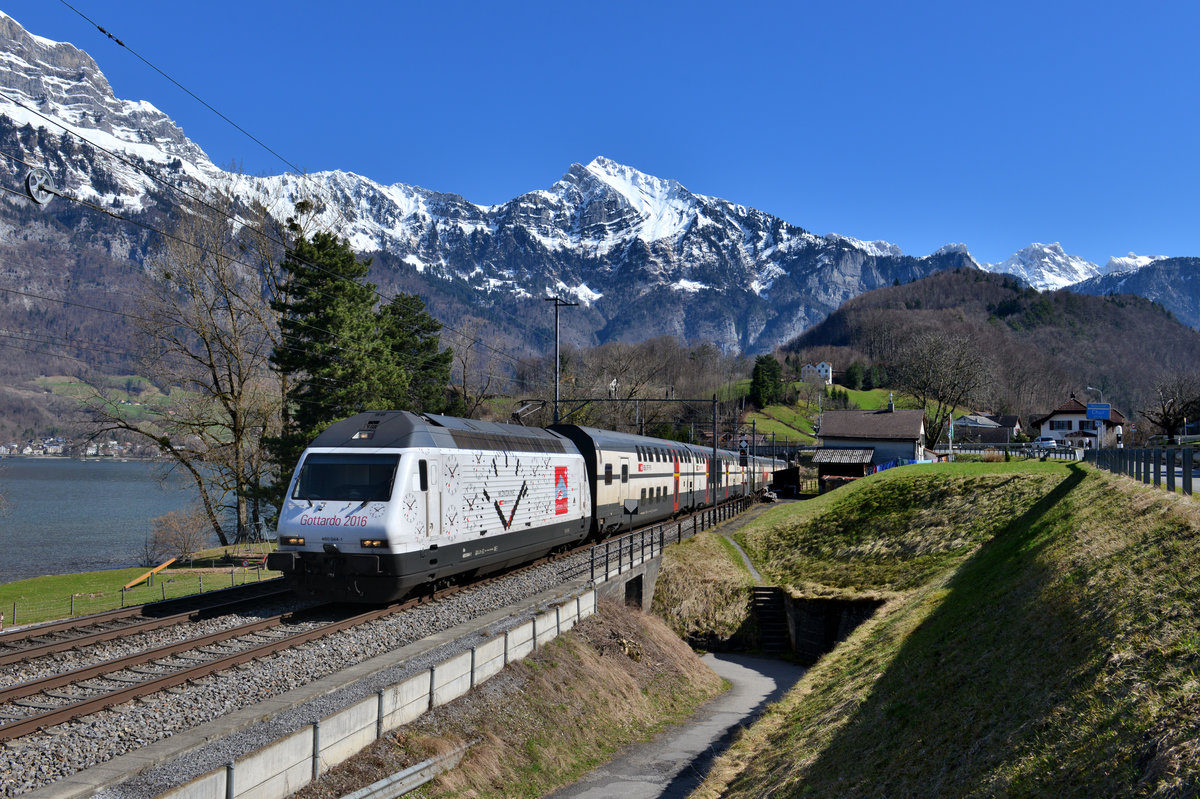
left=292, top=453, right=400, bottom=502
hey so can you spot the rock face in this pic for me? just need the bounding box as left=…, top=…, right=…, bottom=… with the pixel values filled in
left=0, top=10, right=970, bottom=357
left=1071, top=257, right=1200, bottom=330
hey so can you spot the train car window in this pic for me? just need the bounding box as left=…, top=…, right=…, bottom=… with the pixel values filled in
left=292, top=453, right=400, bottom=502
left=641, top=488, right=647, bottom=500
left=419, top=459, right=428, bottom=491
left=605, top=463, right=613, bottom=485
left=621, top=464, right=629, bottom=483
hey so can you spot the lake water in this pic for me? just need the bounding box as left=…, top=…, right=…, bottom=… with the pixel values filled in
left=0, top=458, right=199, bottom=584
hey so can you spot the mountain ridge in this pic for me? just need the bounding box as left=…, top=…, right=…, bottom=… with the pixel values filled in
left=0, top=7, right=1192, bottom=368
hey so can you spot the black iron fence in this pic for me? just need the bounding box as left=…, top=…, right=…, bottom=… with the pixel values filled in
left=952, top=443, right=1082, bottom=461
left=1085, top=447, right=1196, bottom=495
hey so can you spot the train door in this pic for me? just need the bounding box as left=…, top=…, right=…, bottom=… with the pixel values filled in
left=673, top=455, right=680, bottom=512
left=419, top=458, right=440, bottom=538
left=619, top=456, right=631, bottom=504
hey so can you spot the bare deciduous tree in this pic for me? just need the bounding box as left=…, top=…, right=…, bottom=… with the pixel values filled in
left=1139, top=373, right=1200, bottom=443
left=446, top=317, right=499, bottom=419
left=892, top=330, right=991, bottom=447
left=86, top=188, right=283, bottom=546
left=150, top=505, right=211, bottom=565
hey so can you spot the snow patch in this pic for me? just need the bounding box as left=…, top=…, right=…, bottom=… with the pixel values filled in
left=824, top=233, right=904, bottom=258
left=672, top=279, right=709, bottom=293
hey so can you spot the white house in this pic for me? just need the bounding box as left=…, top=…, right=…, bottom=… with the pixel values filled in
left=1032, top=394, right=1125, bottom=448
left=801, top=361, right=833, bottom=385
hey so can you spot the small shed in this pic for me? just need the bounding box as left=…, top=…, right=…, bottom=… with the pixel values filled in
left=812, top=447, right=874, bottom=491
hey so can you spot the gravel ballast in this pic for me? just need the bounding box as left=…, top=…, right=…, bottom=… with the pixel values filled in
left=3, top=551, right=596, bottom=799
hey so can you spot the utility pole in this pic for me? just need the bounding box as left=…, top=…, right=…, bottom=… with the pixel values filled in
left=545, top=297, right=578, bottom=424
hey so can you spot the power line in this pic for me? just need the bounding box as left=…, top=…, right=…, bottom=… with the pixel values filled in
left=56, top=0, right=306, bottom=178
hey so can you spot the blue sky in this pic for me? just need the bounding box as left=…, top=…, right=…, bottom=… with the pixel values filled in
left=5, top=0, right=1198, bottom=266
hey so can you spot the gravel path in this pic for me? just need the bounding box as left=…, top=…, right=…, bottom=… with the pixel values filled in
left=4, top=552, right=593, bottom=799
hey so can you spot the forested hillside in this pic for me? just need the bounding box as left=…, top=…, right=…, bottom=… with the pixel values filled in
left=785, top=269, right=1200, bottom=420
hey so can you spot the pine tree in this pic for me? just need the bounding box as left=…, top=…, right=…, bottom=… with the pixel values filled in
left=376, top=293, right=453, bottom=413
left=265, top=233, right=455, bottom=510
left=749, top=355, right=783, bottom=408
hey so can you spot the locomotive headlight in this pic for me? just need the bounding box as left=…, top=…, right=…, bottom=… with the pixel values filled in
left=280, top=536, right=305, bottom=546
left=360, top=539, right=388, bottom=549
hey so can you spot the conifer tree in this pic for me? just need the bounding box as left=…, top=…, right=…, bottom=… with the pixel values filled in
left=749, top=355, right=783, bottom=408
left=265, top=232, right=454, bottom=509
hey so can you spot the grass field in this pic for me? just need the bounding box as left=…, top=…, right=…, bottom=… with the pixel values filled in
left=695, top=461, right=1200, bottom=797
left=0, top=545, right=278, bottom=627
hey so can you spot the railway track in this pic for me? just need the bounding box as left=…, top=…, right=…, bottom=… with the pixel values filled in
left=0, top=542, right=588, bottom=744
left=0, top=498, right=750, bottom=746
left=0, top=602, right=392, bottom=742
left=0, top=580, right=290, bottom=667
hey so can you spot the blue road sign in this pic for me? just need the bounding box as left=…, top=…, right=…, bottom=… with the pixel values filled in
left=1087, top=403, right=1111, bottom=420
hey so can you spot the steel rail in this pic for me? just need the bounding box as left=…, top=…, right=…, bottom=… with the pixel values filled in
left=0, top=602, right=407, bottom=742
left=0, top=587, right=292, bottom=668
left=0, top=498, right=757, bottom=742
left=0, top=611, right=304, bottom=705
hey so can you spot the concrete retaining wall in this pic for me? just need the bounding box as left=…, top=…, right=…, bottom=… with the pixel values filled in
left=160, top=590, right=596, bottom=799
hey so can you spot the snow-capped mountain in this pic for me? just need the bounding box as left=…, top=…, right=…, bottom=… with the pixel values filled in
left=981, top=242, right=1100, bottom=291
left=0, top=10, right=983, bottom=356
left=1103, top=252, right=1168, bottom=275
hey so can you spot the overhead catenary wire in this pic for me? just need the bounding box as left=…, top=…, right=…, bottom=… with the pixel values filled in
left=0, top=40, right=561, bottom=359
left=0, top=127, right=549, bottom=377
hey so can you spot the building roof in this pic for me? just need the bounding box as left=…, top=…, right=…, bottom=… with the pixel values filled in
left=1031, top=397, right=1127, bottom=428
left=986, top=414, right=1022, bottom=429
left=818, top=409, right=925, bottom=441
left=954, top=414, right=1001, bottom=429
left=812, top=448, right=875, bottom=465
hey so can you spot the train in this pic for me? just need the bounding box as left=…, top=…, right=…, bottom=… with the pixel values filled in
left=266, top=411, right=784, bottom=602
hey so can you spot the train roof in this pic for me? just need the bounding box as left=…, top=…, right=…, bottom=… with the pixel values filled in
left=550, top=424, right=738, bottom=458
left=307, top=412, right=570, bottom=454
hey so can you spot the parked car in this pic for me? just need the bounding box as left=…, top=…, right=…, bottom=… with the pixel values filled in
left=1033, top=436, right=1058, bottom=448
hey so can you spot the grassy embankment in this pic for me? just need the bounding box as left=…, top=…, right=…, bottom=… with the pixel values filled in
left=689, top=461, right=1200, bottom=797
left=291, top=602, right=726, bottom=799
left=652, top=525, right=759, bottom=650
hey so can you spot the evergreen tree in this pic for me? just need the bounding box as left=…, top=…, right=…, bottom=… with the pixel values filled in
left=844, top=360, right=865, bottom=391
left=376, top=293, right=453, bottom=413
left=268, top=232, right=381, bottom=487
left=749, top=355, right=783, bottom=407
left=265, top=233, right=456, bottom=509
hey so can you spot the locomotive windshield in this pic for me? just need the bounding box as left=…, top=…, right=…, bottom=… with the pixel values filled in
left=292, top=453, right=400, bottom=502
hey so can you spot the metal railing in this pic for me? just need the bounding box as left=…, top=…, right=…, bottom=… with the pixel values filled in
left=1085, top=447, right=1195, bottom=495
left=563, top=497, right=753, bottom=584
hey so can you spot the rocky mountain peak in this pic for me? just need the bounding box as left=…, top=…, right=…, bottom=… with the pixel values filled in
left=0, top=11, right=215, bottom=189
left=982, top=241, right=1100, bottom=291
